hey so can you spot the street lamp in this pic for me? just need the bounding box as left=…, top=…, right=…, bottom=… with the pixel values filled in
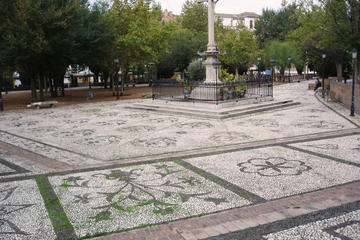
left=198, top=56, right=204, bottom=81
left=288, top=56, right=292, bottom=83
left=148, top=62, right=155, bottom=87
left=322, top=53, right=326, bottom=99
left=271, top=58, right=275, bottom=82
left=114, top=57, right=120, bottom=100
left=350, top=49, right=357, bottom=116
left=257, top=56, right=262, bottom=80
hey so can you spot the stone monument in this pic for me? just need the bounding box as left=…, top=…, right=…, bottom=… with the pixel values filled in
left=197, top=0, right=221, bottom=84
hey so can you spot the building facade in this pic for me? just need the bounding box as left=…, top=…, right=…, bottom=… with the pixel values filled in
left=215, top=12, right=260, bottom=30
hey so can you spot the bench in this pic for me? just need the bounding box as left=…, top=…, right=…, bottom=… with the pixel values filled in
left=27, top=101, right=58, bottom=109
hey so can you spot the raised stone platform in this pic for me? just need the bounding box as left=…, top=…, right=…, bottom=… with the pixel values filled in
left=129, top=98, right=300, bottom=119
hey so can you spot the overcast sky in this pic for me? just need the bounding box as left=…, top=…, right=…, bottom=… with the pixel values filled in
left=156, top=0, right=291, bottom=15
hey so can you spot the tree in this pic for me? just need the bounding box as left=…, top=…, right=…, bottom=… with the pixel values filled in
left=264, top=40, right=297, bottom=81
left=158, top=0, right=208, bottom=78
left=111, top=0, right=169, bottom=89
left=217, top=25, right=260, bottom=77
left=255, top=3, right=299, bottom=48
left=187, top=59, right=205, bottom=81
left=0, top=0, right=93, bottom=100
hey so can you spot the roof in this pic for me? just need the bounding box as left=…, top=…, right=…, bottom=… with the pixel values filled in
left=216, top=12, right=260, bottom=20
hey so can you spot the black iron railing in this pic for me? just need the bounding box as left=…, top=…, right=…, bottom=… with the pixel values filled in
left=152, top=78, right=273, bottom=104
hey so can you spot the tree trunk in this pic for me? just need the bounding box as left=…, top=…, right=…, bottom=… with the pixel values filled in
left=54, top=76, right=58, bottom=97
left=103, top=73, right=108, bottom=89
left=235, top=68, right=239, bottom=79
left=336, top=62, right=343, bottom=82
left=44, top=75, right=48, bottom=93
left=60, top=75, right=65, bottom=97
left=0, top=88, right=3, bottom=111
left=39, top=74, right=44, bottom=101
left=111, top=74, right=115, bottom=96
left=31, top=74, right=37, bottom=101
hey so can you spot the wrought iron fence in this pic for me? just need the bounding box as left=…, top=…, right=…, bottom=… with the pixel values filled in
left=152, top=78, right=273, bottom=104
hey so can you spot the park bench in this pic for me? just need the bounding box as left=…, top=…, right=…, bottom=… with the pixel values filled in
left=27, top=101, right=58, bottom=109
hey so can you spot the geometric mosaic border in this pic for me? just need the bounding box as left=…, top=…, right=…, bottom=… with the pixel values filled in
left=0, top=158, right=29, bottom=177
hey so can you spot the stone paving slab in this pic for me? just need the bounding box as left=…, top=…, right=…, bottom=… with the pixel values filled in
left=0, top=180, right=56, bottom=240
left=290, top=134, right=360, bottom=165
left=49, top=161, right=250, bottom=238
left=0, top=131, right=103, bottom=167
left=187, top=146, right=360, bottom=200
left=0, top=81, right=358, bottom=164
left=96, top=180, right=360, bottom=240
left=263, top=209, right=360, bottom=240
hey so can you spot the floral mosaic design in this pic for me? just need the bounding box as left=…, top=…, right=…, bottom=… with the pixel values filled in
left=117, top=125, right=156, bottom=133
left=0, top=187, right=34, bottom=236
left=94, top=120, right=127, bottom=127
left=238, top=157, right=312, bottom=177
left=51, top=129, right=94, bottom=138
left=9, top=120, right=39, bottom=128
left=79, top=136, right=122, bottom=146
left=295, top=121, right=344, bottom=130
left=52, top=163, right=247, bottom=236
left=238, top=119, right=280, bottom=128
left=131, top=137, right=177, bottom=148
left=210, top=132, right=252, bottom=143
left=176, top=122, right=214, bottom=129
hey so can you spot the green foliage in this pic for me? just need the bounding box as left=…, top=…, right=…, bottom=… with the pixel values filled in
left=187, top=59, right=205, bottom=81
left=158, top=1, right=208, bottom=78
left=219, top=69, right=236, bottom=83
left=218, top=25, right=259, bottom=76
left=264, top=40, right=297, bottom=77
left=255, top=3, right=299, bottom=47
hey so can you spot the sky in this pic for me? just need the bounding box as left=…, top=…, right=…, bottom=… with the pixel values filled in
left=156, top=0, right=291, bottom=15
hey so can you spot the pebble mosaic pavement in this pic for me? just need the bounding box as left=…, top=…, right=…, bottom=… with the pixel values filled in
left=0, top=81, right=360, bottom=239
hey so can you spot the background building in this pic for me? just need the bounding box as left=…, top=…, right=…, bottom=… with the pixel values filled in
left=216, top=12, right=260, bottom=30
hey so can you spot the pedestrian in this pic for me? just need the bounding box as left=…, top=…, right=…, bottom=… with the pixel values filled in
left=314, top=78, right=321, bottom=92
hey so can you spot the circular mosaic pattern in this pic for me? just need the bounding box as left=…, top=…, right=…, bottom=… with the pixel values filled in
left=210, top=132, right=252, bottom=143
left=95, top=120, right=127, bottom=127
left=117, top=125, right=155, bottom=133
left=63, top=119, right=90, bottom=125
left=238, top=157, right=312, bottom=177
left=26, top=126, right=59, bottom=134
left=96, top=111, right=122, bottom=117
left=238, top=119, right=279, bottom=128
left=176, top=122, right=214, bottom=129
left=10, top=120, right=39, bottom=128
left=123, top=113, right=150, bottom=119
left=131, top=137, right=177, bottom=148
left=80, top=135, right=122, bottom=146
left=51, top=129, right=95, bottom=138
left=295, top=121, right=344, bottom=129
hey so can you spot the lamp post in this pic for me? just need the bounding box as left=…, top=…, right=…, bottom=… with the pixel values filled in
left=0, top=87, right=3, bottom=111
left=198, top=56, right=204, bottom=81
left=350, top=49, right=357, bottom=116
left=257, top=56, right=262, bottom=81
left=288, top=56, right=292, bottom=83
left=271, top=58, right=275, bottom=82
left=322, top=53, right=326, bottom=99
left=114, top=57, right=120, bottom=100
left=148, top=62, right=155, bottom=87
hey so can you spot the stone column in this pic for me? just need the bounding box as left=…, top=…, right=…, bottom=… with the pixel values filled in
left=207, top=0, right=216, bottom=52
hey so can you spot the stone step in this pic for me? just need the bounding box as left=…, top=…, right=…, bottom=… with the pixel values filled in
left=129, top=100, right=301, bottom=119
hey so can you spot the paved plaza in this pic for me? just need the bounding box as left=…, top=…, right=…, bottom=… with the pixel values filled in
left=0, top=80, right=360, bottom=239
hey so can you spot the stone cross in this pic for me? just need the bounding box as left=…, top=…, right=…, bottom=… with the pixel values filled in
left=196, top=0, right=218, bottom=53
left=196, top=0, right=221, bottom=84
